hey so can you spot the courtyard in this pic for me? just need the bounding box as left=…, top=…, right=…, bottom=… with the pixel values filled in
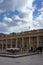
left=0, top=54, right=43, bottom=65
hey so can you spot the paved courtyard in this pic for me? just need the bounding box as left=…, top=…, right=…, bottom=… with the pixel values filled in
left=0, top=54, right=43, bottom=65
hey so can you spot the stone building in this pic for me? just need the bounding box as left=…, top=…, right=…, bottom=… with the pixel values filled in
left=0, top=29, right=43, bottom=51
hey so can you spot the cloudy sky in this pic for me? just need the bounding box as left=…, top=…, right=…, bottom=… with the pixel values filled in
left=0, top=0, right=43, bottom=34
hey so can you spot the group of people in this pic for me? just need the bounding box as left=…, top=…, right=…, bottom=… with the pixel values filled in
left=30, top=46, right=43, bottom=54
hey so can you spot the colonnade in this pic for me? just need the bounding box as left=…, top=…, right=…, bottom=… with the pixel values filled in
left=0, top=36, right=40, bottom=51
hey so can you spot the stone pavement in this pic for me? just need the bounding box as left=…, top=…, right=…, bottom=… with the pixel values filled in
left=0, top=53, right=43, bottom=65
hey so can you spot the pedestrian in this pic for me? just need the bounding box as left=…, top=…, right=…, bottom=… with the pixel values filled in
left=31, top=47, right=33, bottom=52
left=39, top=46, right=42, bottom=54
left=37, top=46, right=42, bottom=54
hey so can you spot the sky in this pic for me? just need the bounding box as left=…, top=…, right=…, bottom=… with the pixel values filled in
left=0, top=0, right=43, bottom=34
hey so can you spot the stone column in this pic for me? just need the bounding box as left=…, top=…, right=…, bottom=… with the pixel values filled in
left=29, top=36, right=31, bottom=50
left=27, top=37, right=29, bottom=51
left=2, top=40, right=3, bottom=51
left=6, top=40, right=7, bottom=49
left=37, top=36, right=39, bottom=47
left=22, top=38, right=24, bottom=51
left=11, top=39, right=12, bottom=48
left=16, top=38, right=18, bottom=48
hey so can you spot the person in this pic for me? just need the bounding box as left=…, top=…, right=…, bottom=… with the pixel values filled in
left=31, top=47, right=33, bottom=52
left=39, top=46, right=42, bottom=54
left=37, top=46, right=42, bottom=54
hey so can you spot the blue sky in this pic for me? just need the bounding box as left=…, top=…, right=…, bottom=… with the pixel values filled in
left=0, top=0, right=43, bottom=34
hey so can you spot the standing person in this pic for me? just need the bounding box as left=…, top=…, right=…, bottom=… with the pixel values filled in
left=37, top=46, right=42, bottom=54
left=31, top=47, right=33, bottom=52
left=39, top=46, right=42, bottom=54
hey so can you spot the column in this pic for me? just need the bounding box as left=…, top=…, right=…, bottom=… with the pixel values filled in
left=2, top=40, right=3, bottom=51
left=29, top=36, right=31, bottom=50
left=6, top=40, right=7, bottom=49
left=37, top=36, right=39, bottom=47
left=22, top=38, right=24, bottom=51
left=27, top=37, right=29, bottom=49
left=16, top=38, right=18, bottom=48
left=11, top=39, right=12, bottom=48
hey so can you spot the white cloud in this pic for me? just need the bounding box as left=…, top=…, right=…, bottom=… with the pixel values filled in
left=0, top=0, right=43, bottom=34
left=7, top=6, right=43, bottom=33
left=0, top=0, right=35, bottom=33
left=16, top=0, right=34, bottom=12
left=0, top=22, right=7, bottom=27
left=13, top=15, right=21, bottom=21
left=3, top=16, right=12, bottom=23
left=33, top=7, right=43, bottom=29
left=0, top=0, right=34, bottom=11
left=0, top=22, right=8, bottom=33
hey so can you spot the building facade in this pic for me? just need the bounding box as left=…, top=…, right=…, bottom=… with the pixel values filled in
left=0, top=29, right=43, bottom=51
